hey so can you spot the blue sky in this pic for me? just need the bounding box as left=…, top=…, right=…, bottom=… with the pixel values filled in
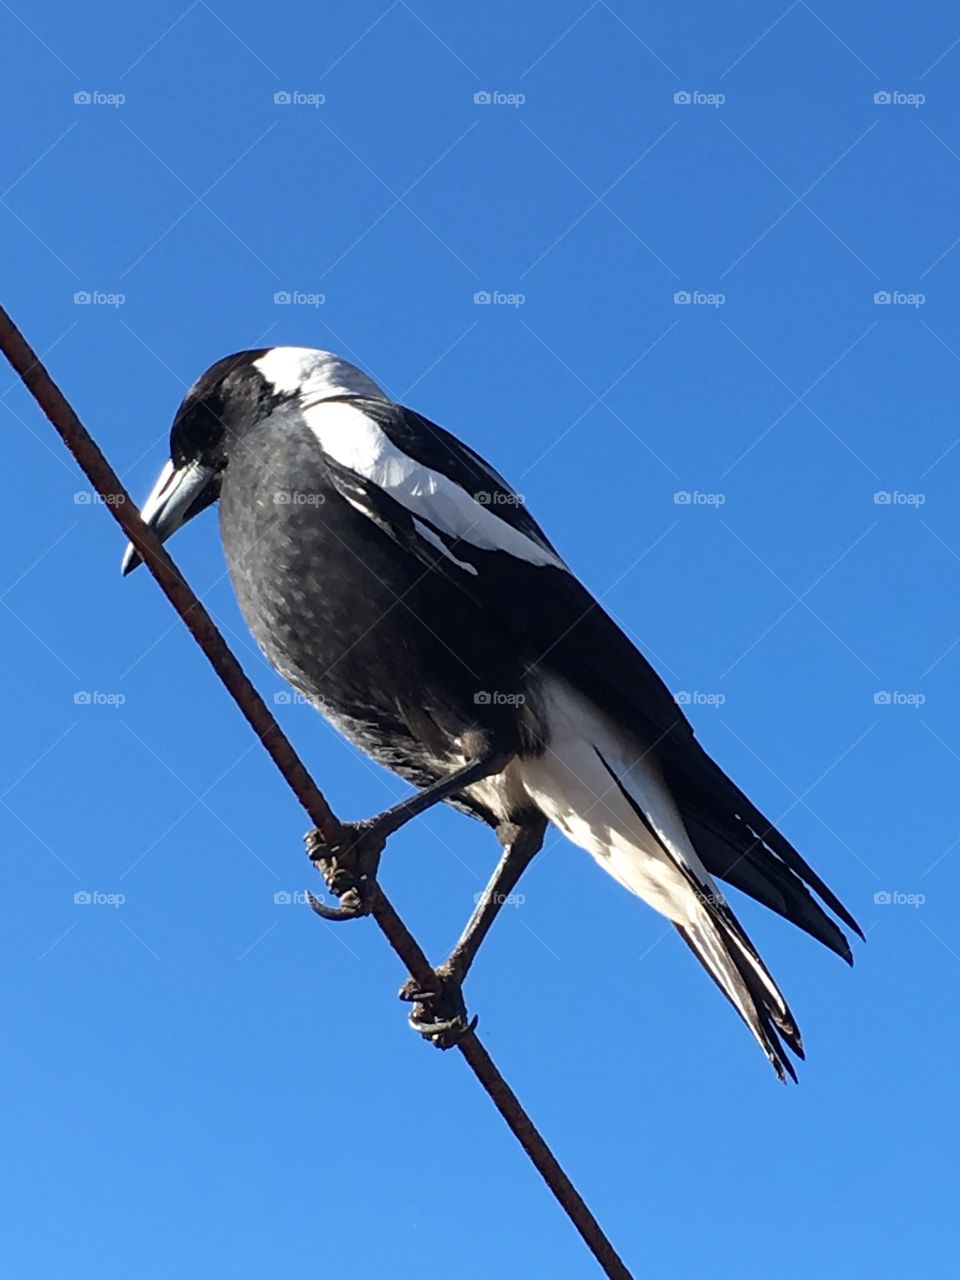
left=1, top=2, right=957, bottom=1276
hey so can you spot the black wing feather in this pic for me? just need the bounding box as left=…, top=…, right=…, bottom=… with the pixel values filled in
left=330, top=397, right=862, bottom=954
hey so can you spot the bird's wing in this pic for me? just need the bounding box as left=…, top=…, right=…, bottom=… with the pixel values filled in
left=308, top=397, right=691, bottom=741
left=308, top=396, right=861, bottom=952
left=305, top=394, right=564, bottom=564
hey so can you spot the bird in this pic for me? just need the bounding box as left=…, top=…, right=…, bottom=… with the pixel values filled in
left=122, top=345, right=861, bottom=1080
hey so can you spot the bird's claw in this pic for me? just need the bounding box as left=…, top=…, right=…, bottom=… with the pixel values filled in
left=304, top=820, right=386, bottom=920
left=399, top=968, right=476, bottom=1049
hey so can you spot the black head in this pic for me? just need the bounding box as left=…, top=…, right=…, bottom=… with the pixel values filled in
left=121, top=346, right=384, bottom=574
left=170, top=349, right=275, bottom=470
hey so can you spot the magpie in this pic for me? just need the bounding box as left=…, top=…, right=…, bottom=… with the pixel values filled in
left=122, top=346, right=861, bottom=1080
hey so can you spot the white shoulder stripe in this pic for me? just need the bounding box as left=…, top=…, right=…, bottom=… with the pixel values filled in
left=302, top=400, right=567, bottom=570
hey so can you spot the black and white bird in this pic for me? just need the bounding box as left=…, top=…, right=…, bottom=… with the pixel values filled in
left=122, top=346, right=860, bottom=1080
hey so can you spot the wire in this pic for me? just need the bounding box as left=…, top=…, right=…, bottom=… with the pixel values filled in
left=0, top=305, right=634, bottom=1280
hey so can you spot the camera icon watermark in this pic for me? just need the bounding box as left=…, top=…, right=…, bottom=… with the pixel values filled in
left=273, top=290, right=325, bottom=307
left=74, top=890, right=126, bottom=907
left=873, top=290, right=925, bottom=307
left=73, top=690, right=126, bottom=707
left=74, top=90, right=125, bottom=107
left=473, top=290, right=526, bottom=307
left=674, top=290, right=725, bottom=307
left=674, top=690, right=726, bottom=707
left=273, top=690, right=322, bottom=709
left=873, top=490, right=925, bottom=507
left=874, top=90, right=925, bottom=107
left=74, top=490, right=126, bottom=506
left=474, top=490, right=524, bottom=506
left=73, top=290, right=125, bottom=307
left=473, top=90, right=526, bottom=107
left=473, top=889, right=525, bottom=908
left=272, top=489, right=326, bottom=506
left=696, top=888, right=727, bottom=907
left=673, top=90, right=725, bottom=107
left=673, top=490, right=726, bottom=506
left=474, top=690, right=526, bottom=706
left=873, top=690, right=925, bottom=707
left=273, top=90, right=325, bottom=107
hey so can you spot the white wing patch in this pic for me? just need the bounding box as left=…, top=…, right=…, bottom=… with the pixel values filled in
left=518, top=679, right=710, bottom=921
left=303, top=399, right=567, bottom=570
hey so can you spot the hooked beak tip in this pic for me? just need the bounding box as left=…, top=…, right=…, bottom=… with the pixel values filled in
left=118, top=458, right=218, bottom=579
left=120, top=543, right=142, bottom=576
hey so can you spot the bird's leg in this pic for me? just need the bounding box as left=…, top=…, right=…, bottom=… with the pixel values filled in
left=435, top=814, right=547, bottom=987
left=305, top=743, right=513, bottom=922
left=400, top=812, right=547, bottom=1047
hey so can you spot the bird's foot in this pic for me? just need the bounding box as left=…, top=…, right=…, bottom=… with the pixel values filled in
left=304, top=819, right=387, bottom=920
left=398, top=964, right=476, bottom=1049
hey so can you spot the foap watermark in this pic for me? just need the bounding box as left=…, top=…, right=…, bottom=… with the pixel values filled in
left=273, top=890, right=312, bottom=905
left=274, top=290, right=325, bottom=307
left=674, top=490, right=726, bottom=506
left=273, top=690, right=325, bottom=710
left=74, top=90, right=125, bottom=107
left=674, top=90, right=725, bottom=108
left=474, top=889, right=525, bottom=908
left=474, top=490, right=524, bottom=507
left=74, top=490, right=126, bottom=506
left=695, top=888, right=728, bottom=908
left=674, top=290, right=725, bottom=307
left=873, top=490, right=925, bottom=506
left=474, top=691, right=525, bottom=706
left=73, top=691, right=126, bottom=708
left=874, top=90, right=925, bottom=108
left=74, top=890, right=126, bottom=908
left=274, top=90, right=325, bottom=107
left=874, top=890, right=925, bottom=907
left=273, top=489, right=326, bottom=506
left=474, top=90, right=525, bottom=108
left=674, top=690, right=726, bottom=707
left=873, top=690, right=925, bottom=707
left=474, top=290, right=525, bottom=307
left=874, top=290, right=925, bottom=307
left=74, top=290, right=125, bottom=307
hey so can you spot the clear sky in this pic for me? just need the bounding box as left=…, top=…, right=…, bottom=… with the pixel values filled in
left=1, top=3, right=956, bottom=1277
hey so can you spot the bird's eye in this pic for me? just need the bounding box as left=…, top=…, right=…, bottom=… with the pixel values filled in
left=171, top=396, right=225, bottom=467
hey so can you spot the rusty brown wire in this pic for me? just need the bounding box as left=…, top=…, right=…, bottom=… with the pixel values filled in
left=0, top=304, right=634, bottom=1280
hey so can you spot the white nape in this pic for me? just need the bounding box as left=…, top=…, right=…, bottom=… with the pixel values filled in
left=254, top=347, right=385, bottom=402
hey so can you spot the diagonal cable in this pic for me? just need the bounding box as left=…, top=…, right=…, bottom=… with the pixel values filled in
left=0, top=302, right=634, bottom=1280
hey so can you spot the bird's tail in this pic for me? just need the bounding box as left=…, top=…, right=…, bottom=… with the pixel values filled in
left=595, top=743, right=804, bottom=1083
left=673, top=901, right=803, bottom=1082
left=518, top=678, right=803, bottom=1080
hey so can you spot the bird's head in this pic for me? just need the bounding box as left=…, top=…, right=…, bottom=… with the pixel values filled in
left=120, top=346, right=384, bottom=574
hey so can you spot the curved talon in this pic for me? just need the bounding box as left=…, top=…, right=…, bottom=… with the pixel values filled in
left=303, top=821, right=385, bottom=922
left=408, top=1008, right=478, bottom=1049
left=400, top=968, right=475, bottom=1048
left=306, top=889, right=369, bottom=921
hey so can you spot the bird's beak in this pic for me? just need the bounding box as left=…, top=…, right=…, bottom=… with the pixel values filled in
left=121, top=458, right=217, bottom=575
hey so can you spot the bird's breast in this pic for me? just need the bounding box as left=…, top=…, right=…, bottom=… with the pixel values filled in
left=218, top=431, right=541, bottom=784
